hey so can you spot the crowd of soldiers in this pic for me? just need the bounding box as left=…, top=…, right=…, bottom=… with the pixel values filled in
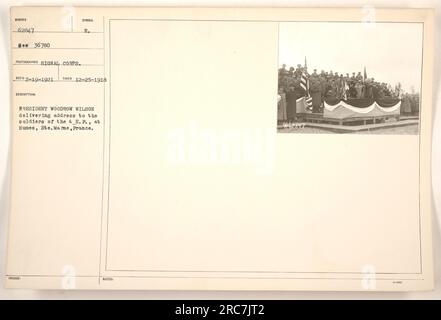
left=278, top=63, right=399, bottom=116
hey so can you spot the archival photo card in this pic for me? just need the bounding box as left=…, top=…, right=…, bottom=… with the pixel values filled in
left=6, top=7, right=434, bottom=291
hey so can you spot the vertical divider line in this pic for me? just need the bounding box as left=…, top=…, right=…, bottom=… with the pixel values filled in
left=98, top=16, right=106, bottom=285
left=104, top=18, right=112, bottom=272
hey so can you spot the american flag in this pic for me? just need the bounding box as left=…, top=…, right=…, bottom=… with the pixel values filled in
left=300, top=71, right=313, bottom=111
left=306, top=95, right=312, bottom=110
left=300, top=71, right=308, bottom=91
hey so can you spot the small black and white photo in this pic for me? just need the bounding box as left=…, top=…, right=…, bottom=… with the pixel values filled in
left=277, top=22, right=422, bottom=134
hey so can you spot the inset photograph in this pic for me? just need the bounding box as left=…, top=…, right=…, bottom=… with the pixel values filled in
left=277, top=22, right=422, bottom=134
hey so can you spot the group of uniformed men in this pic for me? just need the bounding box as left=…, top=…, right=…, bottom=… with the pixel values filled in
left=278, top=64, right=397, bottom=116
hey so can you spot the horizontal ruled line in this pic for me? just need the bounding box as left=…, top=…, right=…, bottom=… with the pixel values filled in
left=13, top=47, right=104, bottom=50
left=13, top=63, right=104, bottom=66
left=13, top=80, right=105, bottom=83
left=12, top=31, right=103, bottom=34
left=4, top=274, right=425, bottom=281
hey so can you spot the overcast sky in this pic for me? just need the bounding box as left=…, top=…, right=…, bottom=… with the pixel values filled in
left=279, top=22, right=423, bottom=93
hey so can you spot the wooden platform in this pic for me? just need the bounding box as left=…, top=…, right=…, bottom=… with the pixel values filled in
left=278, top=114, right=419, bottom=133
left=300, top=113, right=404, bottom=126
left=303, top=119, right=419, bottom=133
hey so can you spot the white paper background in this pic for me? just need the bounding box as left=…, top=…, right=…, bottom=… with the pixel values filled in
left=0, top=0, right=440, bottom=299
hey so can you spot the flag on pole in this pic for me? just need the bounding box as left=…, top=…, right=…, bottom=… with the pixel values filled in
left=306, top=95, right=312, bottom=110
left=363, top=66, right=367, bottom=82
left=304, top=56, right=307, bottom=69
left=300, top=71, right=308, bottom=91
left=300, top=71, right=312, bottom=110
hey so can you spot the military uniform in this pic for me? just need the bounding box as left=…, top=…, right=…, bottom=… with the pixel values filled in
left=355, top=82, right=363, bottom=98
left=277, top=92, right=287, bottom=121
left=285, top=87, right=297, bottom=121
left=309, top=77, right=322, bottom=113
left=320, top=76, right=328, bottom=103
left=293, top=78, right=306, bottom=98
left=325, top=82, right=338, bottom=100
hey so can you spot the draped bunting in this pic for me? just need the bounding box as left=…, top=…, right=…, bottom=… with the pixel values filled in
left=325, top=98, right=401, bottom=108
left=376, top=98, right=402, bottom=108
left=285, top=97, right=402, bottom=119
left=324, top=100, right=401, bottom=113
left=323, top=99, right=401, bottom=119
